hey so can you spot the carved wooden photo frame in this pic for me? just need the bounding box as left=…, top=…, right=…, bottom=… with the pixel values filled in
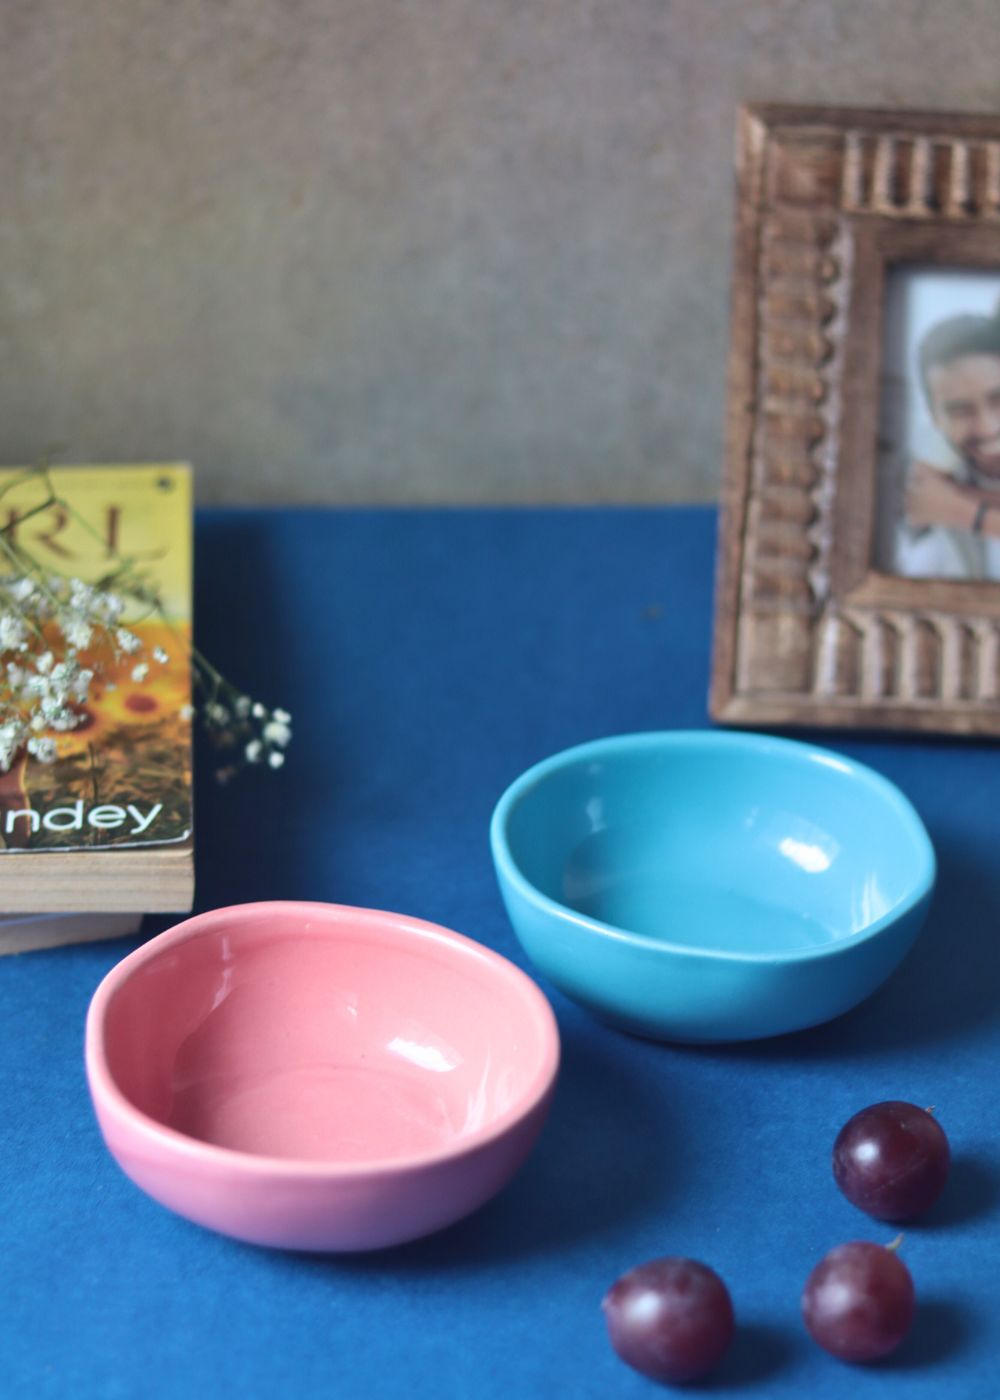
left=711, top=104, right=1000, bottom=737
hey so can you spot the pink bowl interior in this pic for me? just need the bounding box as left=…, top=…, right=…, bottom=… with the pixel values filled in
left=98, top=905, right=554, bottom=1165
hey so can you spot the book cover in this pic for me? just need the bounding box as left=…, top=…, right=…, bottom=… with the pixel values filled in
left=0, top=464, right=194, bottom=912
left=0, top=464, right=192, bottom=857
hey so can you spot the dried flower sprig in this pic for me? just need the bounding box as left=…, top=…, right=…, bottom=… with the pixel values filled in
left=0, top=465, right=291, bottom=779
left=197, top=655, right=294, bottom=784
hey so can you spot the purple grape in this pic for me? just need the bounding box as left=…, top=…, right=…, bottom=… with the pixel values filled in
left=833, top=1101, right=950, bottom=1220
left=602, top=1256, right=734, bottom=1383
left=802, top=1241, right=915, bottom=1363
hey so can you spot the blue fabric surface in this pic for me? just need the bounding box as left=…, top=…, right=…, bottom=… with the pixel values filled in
left=2, top=505, right=999, bottom=1398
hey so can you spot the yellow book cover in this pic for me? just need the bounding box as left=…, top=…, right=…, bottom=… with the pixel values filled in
left=0, top=464, right=193, bottom=854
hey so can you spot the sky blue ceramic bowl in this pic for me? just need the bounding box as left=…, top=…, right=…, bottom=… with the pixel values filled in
left=490, top=731, right=936, bottom=1043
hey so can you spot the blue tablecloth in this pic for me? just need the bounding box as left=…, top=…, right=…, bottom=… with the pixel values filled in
left=3, top=506, right=999, bottom=1398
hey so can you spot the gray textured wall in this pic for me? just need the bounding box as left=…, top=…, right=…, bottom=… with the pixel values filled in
left=5, top=2, right=1000, bottom=504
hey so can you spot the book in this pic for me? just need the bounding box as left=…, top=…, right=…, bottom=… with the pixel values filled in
left=0, top=464, right=194, bottom=929
left=0, top=911, right=144, bottom=955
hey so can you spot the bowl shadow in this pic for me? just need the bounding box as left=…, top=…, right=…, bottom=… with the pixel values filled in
left=688, top=836, right=1000, bottom=1063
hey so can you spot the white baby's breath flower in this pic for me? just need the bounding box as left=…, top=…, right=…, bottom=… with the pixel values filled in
left=180, top=703, right=194, bottom=721
left=0, top=718, right=28, bottom=770
left=115, top=628, right=142, bottom=654
left=60, top=615, right=93, bottom=649
left=36, top=651, right=54, bottom=675
left=152, top=646, right=169, bottom=664
left=26, top=736, right=57, bottom=763
left=206, top=702, right=230, bottom=726
left=244, top=739, right=262, bottom=763
left=234, top=695, right=251, bottom=719
left=47, top=709, right=82, bottom=732
left=252, top=702, right=266, bottom=719
left=272, top=708, right=291, bottom=724
left=93, top=591, right=125, bottom=623
left=73, top=668, right=94, bottom=701
left=8, top=577, right=35, bottom=603
left=131, top=662, right=149, bottom=682
left=50, top=660, right=79, bottom=690
left=268, top=750, right=285, bottom=769
left=263, top=720, right=292, bottom=748
left=68, top=579, right=95, bottom=612
left=0, top=613, right=28, bottom=651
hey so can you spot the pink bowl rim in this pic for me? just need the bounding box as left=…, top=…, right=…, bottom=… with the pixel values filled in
left=85, top=900, right=561, bottom=1179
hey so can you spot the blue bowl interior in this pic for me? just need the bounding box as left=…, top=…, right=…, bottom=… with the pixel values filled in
left=502, top=739, right=933, bottom=956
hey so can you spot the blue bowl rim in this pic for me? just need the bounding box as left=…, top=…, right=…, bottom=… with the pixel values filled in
left=490, top=729, right=937, bottom=966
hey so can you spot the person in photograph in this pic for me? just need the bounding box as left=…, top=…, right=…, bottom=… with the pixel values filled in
left=895, top=311, right=1000, bottom=580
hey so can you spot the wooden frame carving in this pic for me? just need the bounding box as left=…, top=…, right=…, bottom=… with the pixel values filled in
left=711, top=103, right=1000, bottom=736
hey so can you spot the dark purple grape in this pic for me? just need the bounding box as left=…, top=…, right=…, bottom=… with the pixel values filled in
left=602, top=1256, right=734, bottom=1383
left=833, top=1101, right=950, bottom=1220
left=802, top=1241, right=915, bottom=1363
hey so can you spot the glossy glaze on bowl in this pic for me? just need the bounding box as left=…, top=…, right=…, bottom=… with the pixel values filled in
left=491, top=731, right=936, bottom=1042
left=86, top=902, right=559, bottom=1250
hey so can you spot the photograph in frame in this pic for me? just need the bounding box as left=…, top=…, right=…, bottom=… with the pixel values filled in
left=711, top=104, right=1000, bottom=737
left=876, top=267, right=1000, bottom=582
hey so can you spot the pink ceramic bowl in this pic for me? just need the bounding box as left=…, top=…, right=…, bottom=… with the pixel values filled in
left=85, top=901, right=559, bottom=1251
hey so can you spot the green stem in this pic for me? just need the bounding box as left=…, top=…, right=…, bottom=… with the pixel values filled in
left=0, top=529, right=65, bottom=614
